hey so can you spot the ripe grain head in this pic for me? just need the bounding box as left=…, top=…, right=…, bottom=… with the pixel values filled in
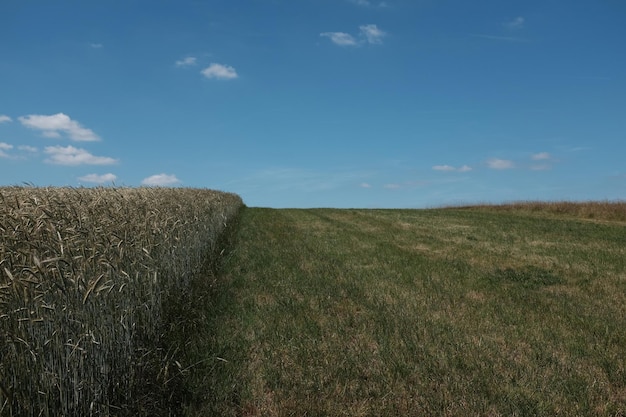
left=0, top=186, right=243, bottom=416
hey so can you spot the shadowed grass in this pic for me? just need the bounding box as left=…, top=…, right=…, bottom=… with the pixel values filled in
left=197, top=206, right=626, bottom=416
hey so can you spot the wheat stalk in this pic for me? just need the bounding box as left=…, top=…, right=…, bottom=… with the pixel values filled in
left=0, top=186, right=243, bottom=416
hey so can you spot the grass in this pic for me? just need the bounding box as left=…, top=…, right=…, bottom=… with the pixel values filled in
left=455, top=200, right=626, bottom=223
left=196, top=205, right=626, bottom=416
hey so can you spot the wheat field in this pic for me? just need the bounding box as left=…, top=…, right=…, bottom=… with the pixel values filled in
left=0, top=186, right=243, bottom=416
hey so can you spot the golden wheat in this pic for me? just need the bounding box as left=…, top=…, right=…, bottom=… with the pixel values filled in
left=0, top=186, right=243, bottom=416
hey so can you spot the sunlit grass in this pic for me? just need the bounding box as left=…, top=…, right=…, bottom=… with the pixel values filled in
left=453, top=200, right=626, bottom=223
left=198, top=205, right=626, bottom=416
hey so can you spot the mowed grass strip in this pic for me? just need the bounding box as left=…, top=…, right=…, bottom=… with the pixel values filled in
left=199, top=207, right=626, bottom=416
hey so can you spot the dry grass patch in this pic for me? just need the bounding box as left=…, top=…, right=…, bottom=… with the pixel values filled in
left=458, top=200, right=626, bottom=223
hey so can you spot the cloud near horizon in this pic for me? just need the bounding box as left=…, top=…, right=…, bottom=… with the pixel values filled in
left=18, top=145, right=38, bottom=153
left=141, top=173, right=181, bottom=186
left=486, top=158, right=515, bottom=169
left=530, top=164, right=551, bottom=171
left=201, top=63, right=238, bottom=80
left=44, top=145, right=118, bottom=165
left=530, top=152, right=554, bottom=170
left=532, top=152, right=551, bottom=160
left=78, top=173, right=117, bottom=183
left=433, top=164, right=472, bottom=173
left=19, top=113, right=100, bottom=141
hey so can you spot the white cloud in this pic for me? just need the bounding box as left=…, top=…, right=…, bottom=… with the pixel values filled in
left=90, top=43, right=103, bottom=49
left=486, top=158, right=515, bottom=169
left=360, top=24, right=386, bottom=44
left=0, top=142, right=13, bottom=158
left=176, top=56, right=197, bottom=67
left=348, top=0, right=389, bottom=7
left=1, top=143, right=39, bottom=159
left=19, top=113, right=100, bottom=141
left=360, top=182, right=372, bottom=188
left=384, top=183, right=401, bottom=189
left=18, top=145, right=37, bottom=153
left=433, top=164, right=473, bottom=173
left=320, top=32, right=358, bottom=46
left=321, top=25, right=386, bottom=46
left=532, top=152, right=551, bottom=160
left=201, top=63, right=238, bottom=80
left=433, top=165, right=456, bottom=172
left=0, top=115, right=11, bottom=124
left=566, top=146, right=590, bottom=152
left=471, top=34, right=526, bottom=42
left=530, top=152, right=555, bottom=170
left=141, top=173, right=181, bottom=186
left=78, top=173, right=117, bottom=184
left=504, top=16, right=525, bottom=30
left=44, top=145, right=118, bottom=165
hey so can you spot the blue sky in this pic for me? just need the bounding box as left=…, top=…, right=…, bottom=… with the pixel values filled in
left=1, top=0, right=625, bottom=208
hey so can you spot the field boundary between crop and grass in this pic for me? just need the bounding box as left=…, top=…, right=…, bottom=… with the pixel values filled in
left=3, top=197, right=625, bottom=416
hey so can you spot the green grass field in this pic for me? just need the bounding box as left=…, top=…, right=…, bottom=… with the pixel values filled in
left=192, top=206, right=626, bottom=416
